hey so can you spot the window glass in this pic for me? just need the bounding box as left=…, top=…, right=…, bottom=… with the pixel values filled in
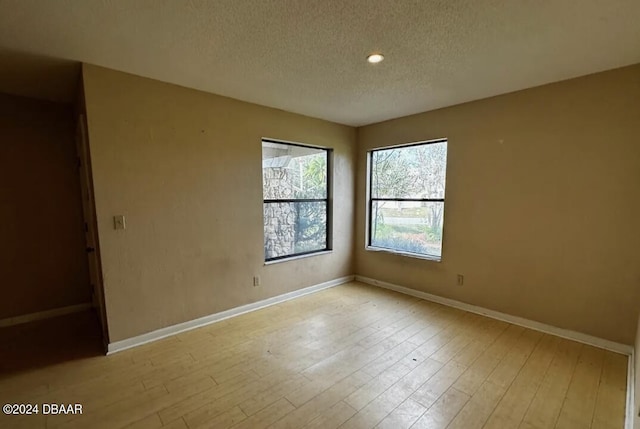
left=368, top=140, right=448, bottom=260
left=262, top=140, right=331, bottom=261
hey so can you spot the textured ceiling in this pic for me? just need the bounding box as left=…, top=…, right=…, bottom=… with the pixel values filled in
left=0, top=0, right=638, bottom=125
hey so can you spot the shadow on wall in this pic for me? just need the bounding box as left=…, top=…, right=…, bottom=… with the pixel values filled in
left=0, top=48, right=80, bottom=103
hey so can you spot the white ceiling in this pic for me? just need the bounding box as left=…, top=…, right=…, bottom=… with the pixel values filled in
left=0, top=0, right=638, bottom=126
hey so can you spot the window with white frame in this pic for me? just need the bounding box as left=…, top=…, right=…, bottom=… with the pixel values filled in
left=367, top=139, right=448, bottom=260
left=262, top=139, right=331, bottom=261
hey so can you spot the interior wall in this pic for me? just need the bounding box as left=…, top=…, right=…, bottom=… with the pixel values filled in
left=0, top=93, right=90, bottom=318
left=82, top=64, right=355, bottom=342
left=356, top=64, right=640, bottom=345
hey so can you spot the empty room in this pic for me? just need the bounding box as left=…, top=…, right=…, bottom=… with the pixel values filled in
left=0, top=1, right=639, bottom=428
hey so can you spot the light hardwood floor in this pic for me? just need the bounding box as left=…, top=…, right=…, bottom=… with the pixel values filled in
left=0, top=282, right=628, bottom=429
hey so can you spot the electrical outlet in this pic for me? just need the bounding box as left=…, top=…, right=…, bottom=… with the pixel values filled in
left=457, top=274, right=464, bottom=286
left=253, top=276, right=261, bottom=287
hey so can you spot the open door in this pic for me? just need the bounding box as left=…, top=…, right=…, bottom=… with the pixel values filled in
left=75, top=114, right=109, bottom=349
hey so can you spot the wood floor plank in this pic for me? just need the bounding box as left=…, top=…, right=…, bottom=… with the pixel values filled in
left=590, top=351, right=627, bottom=429
left=555, top=345, right=606, bottom=429
left=410, top=387, right=469, bottom=429
left=452, top=324, right=525, bottom=396
left=157, top=371, right=259, bottom=424
left=190, top=405, right=247, bottom=429
left=164, top=369, right=290, bottom=426
left=447, top=380, right=507, bottom=429
left=340, top=365, right=439, bottom=429
left=124, top=413, right=163, bottom=429
left=344, top=362, right=414, bottom=410
left=410, top=360, right=467, bottom=408
left=0, top=282, right=628, bottom=429
left=375, top=397, right=427, bottom=429
left=519, top=339, right=582, bottom=429
left=49, top=384, right=170, bottom=429
left=483, top=334, right=559, bottom=429
left=302, top=400, right=357, bottom=429
left=162, top=418, right=188, bottom=429
left=485, top=329, right=543, bottom=390
left=238, top=373, right=310, bottom=416
left=271, top=370, right=371, bottom=429
left=229, top=398, right=294, bottom=429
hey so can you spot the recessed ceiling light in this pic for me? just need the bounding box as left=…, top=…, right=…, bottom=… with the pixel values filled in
left=367, top=53, right=384, bottom=64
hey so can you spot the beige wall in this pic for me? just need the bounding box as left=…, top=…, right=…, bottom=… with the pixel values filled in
left=82, top=64, right=355, bottom=342
left=356, top=64, right=640, bottom=345
left=0, top=93, right=90, bottom=318
left=83, top=62, right=638, bottom=346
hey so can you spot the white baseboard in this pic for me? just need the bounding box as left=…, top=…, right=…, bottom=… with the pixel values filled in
left=626, top=348, right=636, bottom=429
left=0, top=303, right=93, bottom=328
left=355, top=275, right=633, bottom=356
left=107, top=275, right=354, bottom=354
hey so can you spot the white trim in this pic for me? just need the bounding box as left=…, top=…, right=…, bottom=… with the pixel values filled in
left=107, top=275, right=354, bottom=354
left=355, top=275, right=633, bottom=355
left=0, top=303, right=93, bottom=328
left=264, top=250, right=332, bottom=265
left=626, top=348, right=635, bottom=429
left=365, top=246, right=442, bottom=262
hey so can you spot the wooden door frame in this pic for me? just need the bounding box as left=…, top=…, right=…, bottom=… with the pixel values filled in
left=75, top=113, right=109, bottom=350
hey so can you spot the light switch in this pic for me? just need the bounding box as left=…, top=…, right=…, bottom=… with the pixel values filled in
left=114, top=215, right=126, bottom=230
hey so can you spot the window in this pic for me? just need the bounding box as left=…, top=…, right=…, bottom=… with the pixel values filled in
left=262, top=139, right=331, bottom=261
left=367, top=139, right=448, bottom=260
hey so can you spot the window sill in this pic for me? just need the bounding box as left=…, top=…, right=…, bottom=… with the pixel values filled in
left=365, top=246, right=442, bottom=262
left=264, top=250, right=332, bottom=265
